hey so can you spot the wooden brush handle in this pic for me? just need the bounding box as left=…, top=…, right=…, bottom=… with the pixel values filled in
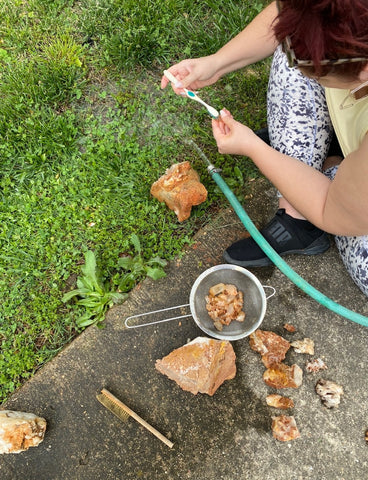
left=101, top=389, right=174, bottom=448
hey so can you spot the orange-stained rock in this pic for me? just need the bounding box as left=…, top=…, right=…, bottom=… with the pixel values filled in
left=305, top=358, right=328, bottom=373
left=263, top=363, right=303, bottom=389
left=291, top=338, right=315, bottom=355
left=266, top=394, right=294, bottom=409
left=283, top=323, right=296, bottom=333
left=249, top=329, right=290, bottom=368
left=271, top=415, right=300, bottom=442
left=150, top=161, right=207, bottom=222
left=205, top=283, right=245, bottom=331
left=0, top=411, right=47, bottom=454
left=155, top=337, right=236, bottom=396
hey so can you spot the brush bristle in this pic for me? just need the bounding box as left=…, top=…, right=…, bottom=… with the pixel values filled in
left=97, top=393, right=130, bottom=422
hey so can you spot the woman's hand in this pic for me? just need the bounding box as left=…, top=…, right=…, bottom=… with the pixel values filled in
left=160, top=56, right=221, bottom=94
left=212, top=109, right=261, bottom=157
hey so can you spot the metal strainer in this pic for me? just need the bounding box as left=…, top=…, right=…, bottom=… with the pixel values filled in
left=125, top=264, right=275, bottom=341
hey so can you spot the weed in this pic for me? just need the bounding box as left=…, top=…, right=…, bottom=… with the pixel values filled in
left=114, top=234, right=167, bottom=292
left=62, top=250, right=127, bottom=328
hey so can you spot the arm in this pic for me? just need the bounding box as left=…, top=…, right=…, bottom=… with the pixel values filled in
left=322, top=134, right=368, bottom=235
left=212, top=111, right=368, bottom=236
left=161, top=2, right=279, bottom=92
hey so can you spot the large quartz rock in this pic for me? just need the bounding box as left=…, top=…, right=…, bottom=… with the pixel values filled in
left=0, top=410, right=47, bottom=454
left=155, top=337, right=236, bottom=396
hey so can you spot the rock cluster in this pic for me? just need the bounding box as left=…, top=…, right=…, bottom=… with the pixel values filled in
left=0, top=410, right=46, bottom=454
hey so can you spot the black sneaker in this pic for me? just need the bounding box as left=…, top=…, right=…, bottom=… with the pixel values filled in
left=223, top=209, right=330, bottom=267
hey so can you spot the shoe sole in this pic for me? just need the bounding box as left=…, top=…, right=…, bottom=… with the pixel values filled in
left=223, top=235, right=330, bottom=268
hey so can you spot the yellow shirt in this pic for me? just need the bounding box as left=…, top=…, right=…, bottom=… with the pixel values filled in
left=325, top=87, right=368, bottom=157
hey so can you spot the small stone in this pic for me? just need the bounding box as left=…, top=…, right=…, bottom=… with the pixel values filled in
left=271, top=415, right=300, bottom=442
left=306, top=358, right=328, bottom=373
left=266, top=394, right=294, bottom=410
left=291, top=338, right=315, bottom=355
left=263, top=363, right=303, bottom=389
left=283, top=323, right=296, bottom=333
left=0, top=410, right=47, bottom=454
left=315, top=379, right=344, bottom=408
left=249, top=329, right=290, bottom=368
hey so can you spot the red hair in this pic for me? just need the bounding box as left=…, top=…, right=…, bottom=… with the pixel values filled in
left=274, top=0, right=368, bottom=78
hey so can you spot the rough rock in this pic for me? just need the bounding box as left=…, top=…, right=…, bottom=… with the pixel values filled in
left=249, top=329, right=291, bottom=368
left=315, top=379, right=344, bottom=408
left=283, top=323, right=296, bottom=333
left=266, top=394, right=294, bottom=409
left=263, top=363, right=303, bottom=389
left=291, top=338, right=315, bottom=355
left=305, top=358, right=328, bottom=373
left=271, top=415, right=300, bottom=442
left=155, top=337, right=236, bottom=396
left=0, top=410, right=47, bottom=454
left=150, top=161, right=208, bottom=222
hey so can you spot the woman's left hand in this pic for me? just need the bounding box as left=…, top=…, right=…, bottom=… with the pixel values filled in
left=212, top=108, right=260, bottom=157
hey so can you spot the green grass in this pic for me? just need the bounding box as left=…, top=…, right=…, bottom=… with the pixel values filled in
left=0, top=0, right=269, bottom=402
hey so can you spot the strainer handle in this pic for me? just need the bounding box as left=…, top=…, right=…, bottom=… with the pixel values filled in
left=263, top=285, right=276, bottom=299
left=125, top=304, right=191, bottom=329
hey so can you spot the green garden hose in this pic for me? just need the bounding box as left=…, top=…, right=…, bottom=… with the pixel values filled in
left=206, top=164, right=368, bottom=327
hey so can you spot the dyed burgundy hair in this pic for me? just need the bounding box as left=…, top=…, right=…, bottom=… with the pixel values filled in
left=274, top=0, right=368, bottom=78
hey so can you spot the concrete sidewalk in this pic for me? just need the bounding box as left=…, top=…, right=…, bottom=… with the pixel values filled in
left=1, top=180, right=368, bottom=480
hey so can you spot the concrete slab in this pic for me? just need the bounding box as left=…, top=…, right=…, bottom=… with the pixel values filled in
left=1, top=179, right=368, bottom=480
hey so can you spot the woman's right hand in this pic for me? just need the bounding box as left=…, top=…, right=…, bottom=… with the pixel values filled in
left=160, top=55, right=221, bottom=94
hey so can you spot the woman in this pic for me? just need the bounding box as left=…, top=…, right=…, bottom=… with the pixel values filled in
left=161, top=0, right=368, bottom=296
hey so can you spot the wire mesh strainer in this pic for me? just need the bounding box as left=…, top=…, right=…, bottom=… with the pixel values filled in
left=125, top=264, right=275, bottom=341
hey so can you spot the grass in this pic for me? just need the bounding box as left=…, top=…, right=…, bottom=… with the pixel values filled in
left=0, top=0, right=270, bottom=403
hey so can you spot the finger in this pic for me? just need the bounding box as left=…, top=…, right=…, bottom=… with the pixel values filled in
left=178, top=68, right=203, bottom=90
left=220, top=108, right=233, bottom=119
left=215, top=119, right=226, bottom=135
left=212, top=118, right=224, bottom=136
left=219, top=109, right=237, bottom=131
left=161, top=75, right=186, bottom=97
left=215, top=115, right=230, bottom=135
left=161, top=76, right=170, bottom=89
